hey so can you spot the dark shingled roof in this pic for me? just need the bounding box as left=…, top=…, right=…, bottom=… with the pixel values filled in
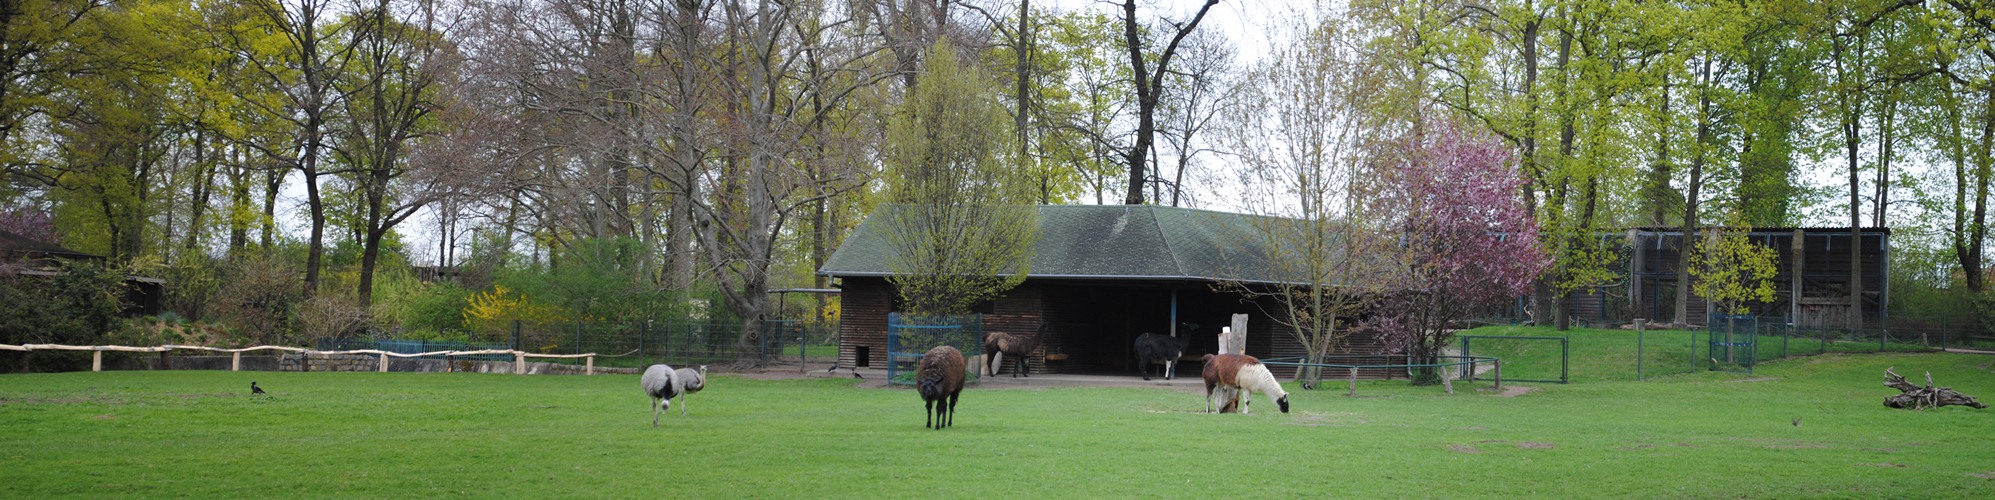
left=819, top=205, right=1311, bottom=284
left=0, top=229, right=96, bottom=260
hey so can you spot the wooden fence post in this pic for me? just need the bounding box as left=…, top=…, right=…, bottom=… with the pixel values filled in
left=586, top=355, right=595, bottom=375
left=514, top=353, right=525, bottom=375
left=379, top=353, right=389, bottom=372
left=1225, top=314, right=1250, bottom=354
left=1347, top=367, right=1358, bottom=397
left=92, top=350, right=102, bottom=372
left=231, top=352, right=241, bottom=371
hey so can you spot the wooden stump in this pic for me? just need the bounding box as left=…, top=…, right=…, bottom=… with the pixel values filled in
left=1883, top=367, right=1987, bottom=410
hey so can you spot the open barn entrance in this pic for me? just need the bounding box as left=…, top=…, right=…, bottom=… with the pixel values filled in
left=1031, top=281, right=1250, bottom=376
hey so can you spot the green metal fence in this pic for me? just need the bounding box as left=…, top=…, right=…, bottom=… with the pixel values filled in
left=1634, top=317, right=1948, bottom=379
left=885, top=313, right=983, bottom=386
left=1458, top=335, right=1569, bottom=383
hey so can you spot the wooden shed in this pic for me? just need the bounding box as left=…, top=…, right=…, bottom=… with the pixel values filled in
left=818, top=205, right=1362, bottom=377
left=1601, top=227, right=1890, bottom=327
left=0, top=229, right=164, bottom=316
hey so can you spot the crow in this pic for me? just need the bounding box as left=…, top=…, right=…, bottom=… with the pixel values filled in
left=251, top=381, right=266, bottom=395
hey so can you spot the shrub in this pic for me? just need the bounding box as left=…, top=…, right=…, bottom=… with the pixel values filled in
left=208, top=255, right=305, bottom=346
left=296, top=293, right=371, bottom=344
left=0, top=261, right=125, bottom=371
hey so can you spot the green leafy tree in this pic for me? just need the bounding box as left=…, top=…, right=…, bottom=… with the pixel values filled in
left=880, top=40, right=1037, bottom=315
left=1688, top=216, right=1779, bottom=317
left=1688, top=213, right=1777, bottom=365
left=1040, top=11, right=1133, bottom=204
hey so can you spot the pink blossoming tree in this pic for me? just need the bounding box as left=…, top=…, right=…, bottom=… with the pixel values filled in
left=0, top=206, right=56, bottom=244
left=1366, top=122, right=1549, bottom=385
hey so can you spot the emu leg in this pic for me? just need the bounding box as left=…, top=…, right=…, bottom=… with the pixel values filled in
left=652, top=397, right=663, bottom=427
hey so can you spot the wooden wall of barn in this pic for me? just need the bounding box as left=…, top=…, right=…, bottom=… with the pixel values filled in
left=834, top=277, right=1400, bottom=379
left=834, top=277, right=890, bottom=369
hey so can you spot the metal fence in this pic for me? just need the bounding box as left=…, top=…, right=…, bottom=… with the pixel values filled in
left=1459, top=335, right=1569, bottom=383
left=1635, top=317, right=1977, bottom=378
left=885, top=313, right=983, bottom=386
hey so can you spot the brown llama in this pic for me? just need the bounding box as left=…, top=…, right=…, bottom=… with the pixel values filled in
left=1202, top=353, right=1290, bottom=414
left=983, top=323, right=1047, bottom=377
left=917, top=345, right=966, bottom=430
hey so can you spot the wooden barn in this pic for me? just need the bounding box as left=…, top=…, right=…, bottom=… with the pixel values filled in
left=818, top=205, right=1362, bottom=377
left=0, top=229, right=164, bottom=316
left=1569, top=227, right=1890, bottom=328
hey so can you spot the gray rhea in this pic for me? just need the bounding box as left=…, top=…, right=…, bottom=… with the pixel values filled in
left=641, top=364, right=707, bottom=427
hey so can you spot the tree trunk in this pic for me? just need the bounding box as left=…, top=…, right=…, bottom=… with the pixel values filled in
left=1119, top=0, right=1152, bottom=205
left=1676, top=57, right=1713, bottom=326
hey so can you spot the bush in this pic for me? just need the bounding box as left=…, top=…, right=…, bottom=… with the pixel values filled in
left=369, top=271, right=472, bottom=335
left=296, top=294, right=371, bottom=344
left=208, top=255, right=305, bottom=346
left=0, top=261, right=126, bottom=371
left=105, top=316, right=243, bottom=348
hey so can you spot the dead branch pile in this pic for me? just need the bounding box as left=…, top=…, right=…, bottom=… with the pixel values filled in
left=1882, top=367, right=1986, bottom=410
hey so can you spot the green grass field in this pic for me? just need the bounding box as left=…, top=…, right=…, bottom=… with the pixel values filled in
left=3, top=342, right=1992, bottom=497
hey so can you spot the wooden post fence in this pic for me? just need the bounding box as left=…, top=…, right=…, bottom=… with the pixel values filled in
left=0, top=344, right=599, bottom=375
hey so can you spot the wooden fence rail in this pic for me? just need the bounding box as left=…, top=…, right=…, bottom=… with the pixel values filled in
left=0, top=343, right=598, bottom=375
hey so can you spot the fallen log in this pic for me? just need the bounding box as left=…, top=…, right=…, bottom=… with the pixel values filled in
left=1883, top=367, right=1986, bottom=410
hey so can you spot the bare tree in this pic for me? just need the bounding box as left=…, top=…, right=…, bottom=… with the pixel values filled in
left=231, top=0, right=359, bottom=296
left=1217, top=13, right=1387, bottom=387
left=1155, top=27, right=1233, bottom=207
left=330, top=0, right=464, bottom=308
left=690, top=0, right=887, bottom=357
left=1117, top=0, right=1218, bottom=205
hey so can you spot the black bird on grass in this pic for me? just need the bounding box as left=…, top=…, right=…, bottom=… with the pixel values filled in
left=251, top=381, right=266, bottom=395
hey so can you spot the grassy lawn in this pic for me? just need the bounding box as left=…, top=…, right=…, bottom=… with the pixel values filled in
left=3, top=347, right=1992, bottom=497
